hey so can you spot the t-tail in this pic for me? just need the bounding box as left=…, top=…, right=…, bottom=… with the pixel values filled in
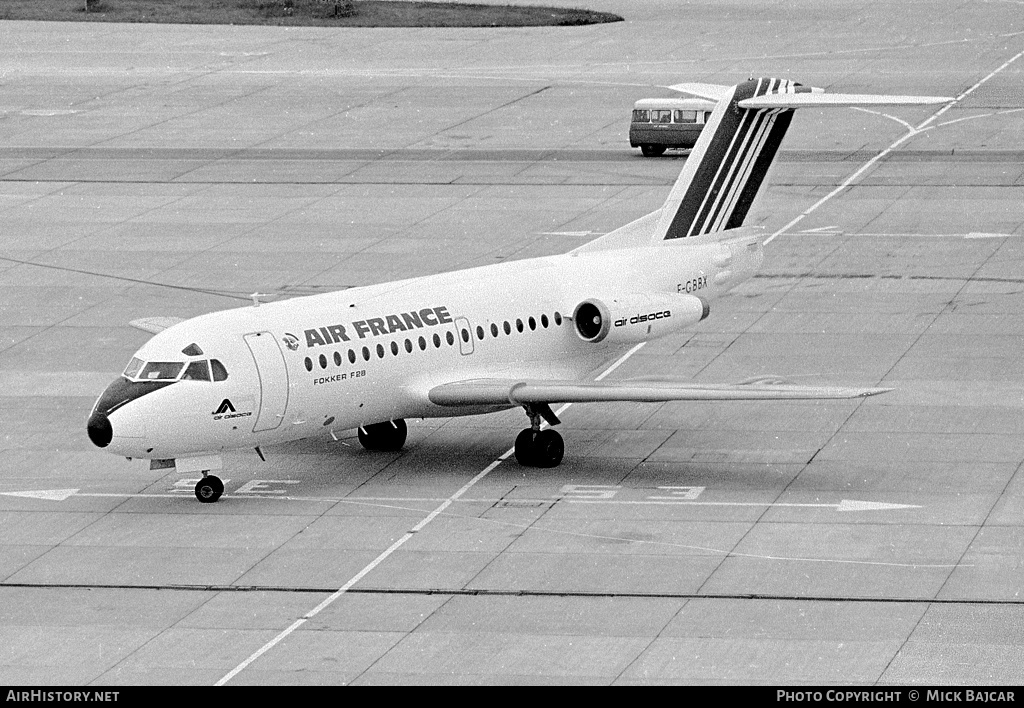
left=652, top=77, right=953, bottom=242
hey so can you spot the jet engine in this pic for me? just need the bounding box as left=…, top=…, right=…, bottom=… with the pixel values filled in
left=571, top=292, right=709, bottom=344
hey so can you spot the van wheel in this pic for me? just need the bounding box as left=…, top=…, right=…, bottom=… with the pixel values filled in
left=641, top=144, right=666, bottom=157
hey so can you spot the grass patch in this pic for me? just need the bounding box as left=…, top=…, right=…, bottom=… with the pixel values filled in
left=0, top=1, right=624, bottom=27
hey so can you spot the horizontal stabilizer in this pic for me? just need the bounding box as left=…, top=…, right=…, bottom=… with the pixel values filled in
left=738, top=93, right=953, bottom=109
left=129, top=316, right=185, bottom=334
left=429, top=378, right=891, bottom=407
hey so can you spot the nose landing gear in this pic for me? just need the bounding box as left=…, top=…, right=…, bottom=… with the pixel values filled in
left=195, top=473, right=224, bottom=503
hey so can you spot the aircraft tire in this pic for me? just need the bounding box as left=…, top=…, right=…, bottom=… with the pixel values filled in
left=358, top=419, right=408, bottom=452
left=195, top=475, right=224, bottom=503
left=514, top=428, right=537, bottom=466
left=640, top=144, right=666, bottom=157
left=532, top=429, right=564, bottom=468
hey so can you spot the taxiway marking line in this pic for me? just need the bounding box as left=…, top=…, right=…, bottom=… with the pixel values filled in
left=763, top=46, right=1024, bottom=246
left=215, top=343, right=646, bottom=686
left=0, top=490, right=918, bottom=512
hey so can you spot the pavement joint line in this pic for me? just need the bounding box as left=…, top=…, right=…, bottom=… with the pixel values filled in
left=214, top=342, right=646, bottom=686
left=4, top=582, right=1023, bottom=605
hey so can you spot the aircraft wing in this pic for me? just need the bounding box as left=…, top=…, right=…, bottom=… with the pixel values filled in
left=129, top=316, right=185, bottom=334
left=428, top=377, right=891, bottom=407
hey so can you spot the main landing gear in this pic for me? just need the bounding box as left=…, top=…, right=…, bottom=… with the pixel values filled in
left=514, top=403, right=564, bottom=468
left=358, top=419, right=408, bottom=452
left=195, top=472, right=224, bottom=503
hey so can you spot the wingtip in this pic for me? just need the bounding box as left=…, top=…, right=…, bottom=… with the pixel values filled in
left=857, top=387, right=894, bottom=397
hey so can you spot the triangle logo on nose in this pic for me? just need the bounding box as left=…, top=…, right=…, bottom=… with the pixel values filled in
left=213, top=399, right=236, bottom=415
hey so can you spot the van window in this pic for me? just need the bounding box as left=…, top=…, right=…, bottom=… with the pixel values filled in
left=674, top=110, right=697, bottom=123
left=652, top=110, right=672, bottom=123
left=632, top=109, right=650, bottom=122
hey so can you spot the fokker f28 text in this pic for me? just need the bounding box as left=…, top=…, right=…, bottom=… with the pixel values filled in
left=87, top=78, right=951, bottom=502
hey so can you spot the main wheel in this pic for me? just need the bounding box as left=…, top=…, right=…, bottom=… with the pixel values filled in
left=358, top=419, right=408, bottom=451
left=532, top=429, right=564, bottom=468
left=514, top=428, right=536, bottom=466
left=195, top=475, right=224, bottom=503
left=640, top=144, right=666, bottom=157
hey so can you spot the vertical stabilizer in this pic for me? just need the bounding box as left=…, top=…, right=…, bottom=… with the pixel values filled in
left=657, top=78, right=805, bottom=240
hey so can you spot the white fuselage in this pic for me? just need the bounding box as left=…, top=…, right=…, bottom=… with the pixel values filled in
left=90, top=231, right=762, bottom=461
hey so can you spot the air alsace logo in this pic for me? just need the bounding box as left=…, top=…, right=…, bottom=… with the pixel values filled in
left=614, top=311, right=671, bottom=327
left=282, top=333, right=300, bottom=351
left=303, top=305, right=454, bottom=348
left=212, top=399, right=252, bottom=421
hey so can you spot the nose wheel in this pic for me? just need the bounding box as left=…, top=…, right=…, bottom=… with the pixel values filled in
left=195, top=474, right=224, bottom=503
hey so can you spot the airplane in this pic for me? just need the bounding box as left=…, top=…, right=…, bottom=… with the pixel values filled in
left=86, top=77, right=952, bottom=503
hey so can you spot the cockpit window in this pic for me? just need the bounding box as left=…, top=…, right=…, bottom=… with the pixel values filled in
left=182, top=361, right=211, bottom=381
left=211, top=359, right=228, bottom=382
left=182, top=343, right=204, bottom=356
left=139, top=362, right=184, bottom=380
left=123, top=357, right=144, bottom=379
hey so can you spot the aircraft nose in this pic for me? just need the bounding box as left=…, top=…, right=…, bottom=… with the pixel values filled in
left=87, top=410, right=113, bottom=448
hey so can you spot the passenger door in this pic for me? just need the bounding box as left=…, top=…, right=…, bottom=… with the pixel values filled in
left=243, top=331, right=289, bottom=432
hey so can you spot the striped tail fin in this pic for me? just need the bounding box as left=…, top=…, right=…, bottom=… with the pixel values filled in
left=654, top=78, right=952, bottom=241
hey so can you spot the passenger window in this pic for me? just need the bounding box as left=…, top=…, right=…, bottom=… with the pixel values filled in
left=632, top=109, right=650, bottom=122
left=491, top=323, right=499, bottom=337
left=554, top=312, right=563, bottom=326
left=123, top=357, right=144, bottom=379
left=446, top=331, right=455, bottom=346
left=181, top=361, right=210, bottom=381
left=211, top=359, right=228, bottom=381
left=334, top=351, right=342, bottom=366
left=405, top=339, right=413, bottom=353
left=503, top=321, right=511, bottom=335
left=376, top=344, right=385, bottom=359
left=391, top=341, right=399, bottom=356
left=433, top=333, right=441, bottom=348
left=418, top=336, right=427, bottom=351
left=653, top=110, right=672, bottom=123
left=516, top=318, right=524, bottom=333
left=362, top=347, right=370, bottom=361
left=463, top=328, right=471, bottom=343
left=476, top=326, right=484, bottom=341
left=673, top=110, right=697, bottom=123
left=140, top=362, right=184, bottom=380
left=528, top=317, right=536, bottom=331
left=348, top=349, right=356, bottom=364
left=319, top=354, right=327, bottom=369
left=541, top=314, right=549, bottom=328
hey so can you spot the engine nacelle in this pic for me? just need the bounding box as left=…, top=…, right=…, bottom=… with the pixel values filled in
left=572, top=292, right=710, bottom=344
